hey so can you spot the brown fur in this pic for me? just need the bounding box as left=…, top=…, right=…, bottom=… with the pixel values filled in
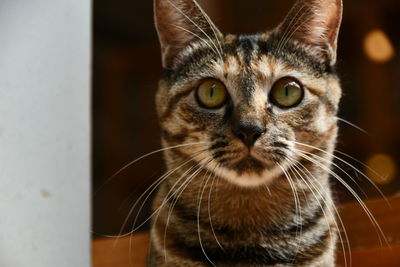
left=149, top=0, right=343, bottom=266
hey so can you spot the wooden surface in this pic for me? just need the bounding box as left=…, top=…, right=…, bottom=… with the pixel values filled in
left=93, top=232, right=150, bottom=267
left=93, top=196, right=400, bottom=267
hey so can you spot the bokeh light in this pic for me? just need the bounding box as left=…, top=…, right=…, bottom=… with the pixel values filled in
left=365, top=153, right=397, bottom=184
left=363, top=29, right=395, bottom=63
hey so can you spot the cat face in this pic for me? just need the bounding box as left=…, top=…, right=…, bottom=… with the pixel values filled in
left=155, top=0, right=342, bottom=187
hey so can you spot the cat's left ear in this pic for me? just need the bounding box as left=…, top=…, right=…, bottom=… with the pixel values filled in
left=154, top=0, right=222, bottom=69
left=276, top=0, right=343, bottom=65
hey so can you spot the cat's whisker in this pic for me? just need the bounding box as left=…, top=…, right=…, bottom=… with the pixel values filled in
left=108, top=148, right=209, bottom=240
left=276, top=161, right=303, bottom=263
left=264, top=184, right=272, bottom=196
left=151, top=155, right=209, bottom=229
left=207, top=167, right=224, bottom=251
left=163, top=157, right=214, bottom=262
left=95, top=141, right=206, bottom=195
left=146, top=156, right=211, bottom=262
left=291, top=140, right=388, bottom=203
left=196, top=159, right=217, bottom=267
left=306, top=175, right=352, bottom=267
left=97, top=149, right=207, bottom=240
left=127, top=154, right=210, bottom=235
left=293, top=150, right=389, bottom=248
left=151, top=162, right=199, bottom=263
left=151, top=0, right=347, bottom=264
left=285, top=156, right=351, bottom=267
left=297, top=148, right=369, bottom=199
left=127, top=154, right=209, bottom=265
left=111, top=157, right=205, bottom=267
left=333, top=149, right=390, bottom=199
left=337, top=117, right=369, bottom=135
left=285, top=159, right=337, bottom=262
left=165, top=0, right=223, bottom=61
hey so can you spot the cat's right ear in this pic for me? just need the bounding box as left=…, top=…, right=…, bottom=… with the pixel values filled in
left=154, top=0, right=222, bottom=69
left=276, top=0, right=343, bottom=66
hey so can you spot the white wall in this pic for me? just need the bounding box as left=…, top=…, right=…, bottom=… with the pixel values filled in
left=0, top=1, right=91, bottom=266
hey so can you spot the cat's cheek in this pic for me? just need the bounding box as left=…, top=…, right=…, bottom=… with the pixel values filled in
left=311, top=105, right=337, bottom=133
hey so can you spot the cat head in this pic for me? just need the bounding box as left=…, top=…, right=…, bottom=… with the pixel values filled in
left=154, top=0, right=343, bottom=187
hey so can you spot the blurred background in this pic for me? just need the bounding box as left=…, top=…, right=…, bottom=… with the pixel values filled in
left=93, top=0, right=400, bottom=236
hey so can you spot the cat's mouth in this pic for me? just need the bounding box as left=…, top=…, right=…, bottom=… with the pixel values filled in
left=211, top=150, right=287, bottom=187
left=206, top=138, right=291, bottom=187
left=232, top=155, right=267, bottom=175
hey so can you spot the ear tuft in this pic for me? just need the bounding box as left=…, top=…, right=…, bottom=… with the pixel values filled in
left=154, top=0, right=222, bottom=69
left=276, top=0, right=343, bottom=65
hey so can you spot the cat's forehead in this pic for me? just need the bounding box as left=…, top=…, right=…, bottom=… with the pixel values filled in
left=166, top=33, right=335, bottom=96
left=168, top=33, right=333, bottom=81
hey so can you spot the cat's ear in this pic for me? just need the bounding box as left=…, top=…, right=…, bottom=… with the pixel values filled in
left=277, top=0, right=343, bottom=65
left=154, top=0, right=222, bottom=68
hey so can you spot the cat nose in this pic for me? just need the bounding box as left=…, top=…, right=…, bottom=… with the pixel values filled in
left=232, top=122, right=265, bottom=148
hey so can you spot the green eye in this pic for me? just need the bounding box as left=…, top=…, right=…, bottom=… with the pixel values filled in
left=196, top=79, right=227, bottom=108
left=270, top=77, right=304, bottom=108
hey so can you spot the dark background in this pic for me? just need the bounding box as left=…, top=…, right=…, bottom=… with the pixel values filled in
left=93, top=0, right=400, bottom=236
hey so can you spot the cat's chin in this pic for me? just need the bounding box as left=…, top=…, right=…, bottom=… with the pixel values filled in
left=208, top=156, right=287, bottom=188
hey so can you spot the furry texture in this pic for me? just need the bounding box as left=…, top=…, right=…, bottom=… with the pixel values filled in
left=150, top=0, right=343, bottom=266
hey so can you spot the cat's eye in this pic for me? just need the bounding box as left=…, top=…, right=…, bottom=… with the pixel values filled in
left=196, top=79, right=227, bottom=108
left=270, top=77, right=304, bottom=108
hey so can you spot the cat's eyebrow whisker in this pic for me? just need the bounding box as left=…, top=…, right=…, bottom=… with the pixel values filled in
left=275, top=4, right=307, bottom=54
left=191, top=0, right=224, bottom=57
left=277, top=12, right=314, bottom=55
left=290, top=140, right=389, bottom=204
left=293, top=150, right=389, bottom=249
left=95, top=141, right=207, bottom=194
left=285, top=155, right=351, bottom=267
left=169, top=23, right=221, bottom=58
left=336, top=117, right=369, bottom=135
left=165, top=0, right=223, bottom=62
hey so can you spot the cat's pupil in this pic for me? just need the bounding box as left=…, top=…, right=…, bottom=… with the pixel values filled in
left=285, top=85, right=289, bottom=97
left=210, top=84, right=216, bottom=97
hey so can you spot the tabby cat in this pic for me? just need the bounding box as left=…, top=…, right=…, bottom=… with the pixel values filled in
left=150, top=0, right=343, bottom=265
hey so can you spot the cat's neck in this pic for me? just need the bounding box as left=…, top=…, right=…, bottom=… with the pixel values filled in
left=157, top=166, right=333, bottom=231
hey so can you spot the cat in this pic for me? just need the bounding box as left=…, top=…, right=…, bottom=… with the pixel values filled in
left=149, top=0, right=343, bottom=266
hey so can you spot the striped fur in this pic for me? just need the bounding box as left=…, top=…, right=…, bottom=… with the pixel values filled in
left=150, top=0, right=343, bottom=266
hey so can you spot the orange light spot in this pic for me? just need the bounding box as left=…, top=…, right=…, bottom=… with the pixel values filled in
left=365, top=153, right=397, bottom=184
left=363, top=29, right=395, bottom=63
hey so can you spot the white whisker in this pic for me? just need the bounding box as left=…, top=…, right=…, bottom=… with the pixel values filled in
left=291, top=140, right=388, bottom=203
left=293, top=149, right=389, bottom=248
left=207, top=168, right=224, bottom=251
left=166, top=0, right=223, bottom=61
left=197, top=159, right=217, bottom=266
left=95, top=141, right=206, bottom=194
left=163, top=157, right=213, bottom=262
left=337, top=117, right=368, bottom=135
left=191, top=0, right=224, bottom=57
left=285, top=155, right=351, bottom=267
